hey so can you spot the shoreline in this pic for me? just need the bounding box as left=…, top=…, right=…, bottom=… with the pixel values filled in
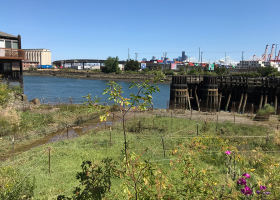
left=23, top=70, right=172, bottom=84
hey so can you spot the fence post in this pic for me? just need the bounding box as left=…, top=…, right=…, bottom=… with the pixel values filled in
left=197, top=123, right=198, bottom=136
left=49, top=147, right=51, bottom=174
left=266, top=132, right=269, bottom=149
left=110, top=127, right=112, bottom=147
left=190, top=109, right=192, bottom=120
left=67, top=125, right=69, bottom=139
left=161, top=135, right=166, bottom=157
left=204, top=119, right=206, bottom=133
left=153, top=114, right=154, bottom=129
left=216, top=115, right=218, bottom=131
left=234, top=114, right=235, bottom=123
left=139, top=120, right=141, bottom=132
left=171, top=112, right=173, bottom=127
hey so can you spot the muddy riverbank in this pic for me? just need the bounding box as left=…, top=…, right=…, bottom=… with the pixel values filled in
left=23, top=70, right=172, bottom=83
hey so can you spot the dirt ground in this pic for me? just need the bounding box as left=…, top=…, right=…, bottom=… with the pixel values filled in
left=137, top=108, right=280, bottom=130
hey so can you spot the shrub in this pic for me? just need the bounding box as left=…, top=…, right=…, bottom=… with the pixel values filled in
left=256, top=104, right=274, bottom=116
left=163, top=69, right=174, bottom=75
left=0, top=166, right=36, bottom=199
left=0, top=83, right=13, bottom=106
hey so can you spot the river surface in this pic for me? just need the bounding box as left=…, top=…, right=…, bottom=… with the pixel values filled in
left=23, top=76, right=170, bottom=109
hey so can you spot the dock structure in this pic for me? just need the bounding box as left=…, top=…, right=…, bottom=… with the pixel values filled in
left=169, top=76, right=280, bottom=114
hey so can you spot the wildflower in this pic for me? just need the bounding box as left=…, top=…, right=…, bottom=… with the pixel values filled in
left=237, top=178, right=247, bottom=186
left=242, top=173, right=250, bottom=178
left=265, top=192, right=271, bottom=195
left=225, top=151, right=231, bottom=155
left=260, top=185, right=267, bottom=190
left=250, top=169, right=255, bottom=172
left=256, top=190, right=261, bottom=194
left=241, top=186, right=252, bottom=196
left=274, top=164, right=279, bottom=167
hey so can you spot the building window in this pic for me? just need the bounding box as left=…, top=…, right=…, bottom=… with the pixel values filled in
left=12, top=41, right=18, bottom=49
left=5, top=41, right=11, bottom=48
left=4, top=63, right=12, bottom=71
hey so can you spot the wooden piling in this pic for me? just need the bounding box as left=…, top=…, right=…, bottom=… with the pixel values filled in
left=195, top=90, right=200, bottom=111
left=237, top=93, right=244, bottom=114
left=218, top=93, right=222, bottom=112
left=242, top=94, right=248, bottom=114
left=264, top=94, right=268, bottom=106
left=275, top=95, right=278, bottom=115
left=225, top=93, right=231, bottom=112
left=259, top=95, right=263, bottom=109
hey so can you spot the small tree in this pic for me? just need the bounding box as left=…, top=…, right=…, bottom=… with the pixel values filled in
left=102, top=56, right=120, bottom=73
left=124, top=60, right=140, bottom=71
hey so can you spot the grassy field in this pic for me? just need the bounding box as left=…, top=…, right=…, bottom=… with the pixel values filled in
left=0, top=104, right=105, bottom=161
left=1, top=113, right=280, bottom=199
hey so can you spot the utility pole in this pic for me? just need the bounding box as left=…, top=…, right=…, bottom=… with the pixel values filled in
left=135, top=53, right=137, bottom=61
left=128, top=48, right=130, bottom=60
left=201, top=52, right=203, bottom=64
left=199, top=47, right=201, bottom=63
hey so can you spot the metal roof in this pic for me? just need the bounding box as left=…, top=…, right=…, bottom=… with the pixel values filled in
left=0, top=31, right=18, bottom=39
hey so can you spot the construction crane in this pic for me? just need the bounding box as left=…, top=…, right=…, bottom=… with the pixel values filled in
left=262, top=45, right=269, bottom=61
left=267, top=44, right=275, bottom=61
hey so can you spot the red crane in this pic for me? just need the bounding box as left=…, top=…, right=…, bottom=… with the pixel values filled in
left=262, top=45, right=269, bottom=61
left=267, top=44, right=275, bottom=61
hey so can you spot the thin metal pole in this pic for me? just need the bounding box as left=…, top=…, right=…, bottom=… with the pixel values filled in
left=197, top=123, right=198, bottom=136
left=161, top=136, right=166, bottom=157
left=49, top=147, right=51, bottom=174
left=110, top=127, right=112, bottom=147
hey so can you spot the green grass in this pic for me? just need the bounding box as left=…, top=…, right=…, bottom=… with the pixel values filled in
left=1, top=115, right=280, bottom=199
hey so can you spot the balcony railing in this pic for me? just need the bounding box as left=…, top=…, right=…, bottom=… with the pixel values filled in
left=0, top=48, right=25, bottom=60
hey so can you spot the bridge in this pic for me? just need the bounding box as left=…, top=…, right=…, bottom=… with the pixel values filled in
left=52, top=59, right=126, bottom=69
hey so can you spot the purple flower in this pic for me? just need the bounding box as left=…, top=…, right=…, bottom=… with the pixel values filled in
left=256, top=190, right=260, bottom=194
left=241, top=186, right=252, bottom=196
left=242, top=173, right=250, bottom=178
left=265, top=192, right=270, bottom=195
left=237, top=178, right=247, bottom=186
left=225, top=151, right=231, bottom=155
left=260, top=185, right=267, bottom=190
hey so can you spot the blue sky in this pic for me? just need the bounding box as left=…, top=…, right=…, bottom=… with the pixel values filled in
left=2, top=0, right=279, bottom=63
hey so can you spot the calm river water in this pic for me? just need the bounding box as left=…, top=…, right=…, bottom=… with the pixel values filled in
left=23, top=76, right=170, bottom=109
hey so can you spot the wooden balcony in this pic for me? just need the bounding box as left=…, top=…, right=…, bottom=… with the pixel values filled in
left=0, top=48, right=25, bottom=60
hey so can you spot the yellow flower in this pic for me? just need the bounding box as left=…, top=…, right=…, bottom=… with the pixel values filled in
left=202, top=170, right=206, bottom=174
left=250, top=169, right=255, bottom=172
left=213, top=182, right=217, bottom=186
left=269, top=183, right=272, bottom=188
left=274, top=164, right=279, bottom=167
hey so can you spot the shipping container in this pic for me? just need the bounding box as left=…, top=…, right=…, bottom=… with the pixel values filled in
left=38, top=65, right=52, bottom=69
left=157, top=60, right=163, bottom=63
left=170, top=61, right=174, bottom=63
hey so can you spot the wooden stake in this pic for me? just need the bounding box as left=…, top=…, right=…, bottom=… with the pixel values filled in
left=234, top=114, right=235, bottom=123
left=161, top=136, right=166, bottom=157
left=225, top=93, right=231, bottom=112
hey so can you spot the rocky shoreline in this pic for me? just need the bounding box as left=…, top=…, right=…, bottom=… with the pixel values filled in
left=23, top=70, right=172, bottom=83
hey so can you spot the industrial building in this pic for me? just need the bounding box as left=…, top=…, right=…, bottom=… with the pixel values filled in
left=0, top=31, right=24, bottom=88
left=236, top=44, right=280, bottom=70
left=24, top=49, right=52, bottom=68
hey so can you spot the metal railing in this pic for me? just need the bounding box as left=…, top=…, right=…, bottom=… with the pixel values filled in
left=0, top=48, right=25, bottom=60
